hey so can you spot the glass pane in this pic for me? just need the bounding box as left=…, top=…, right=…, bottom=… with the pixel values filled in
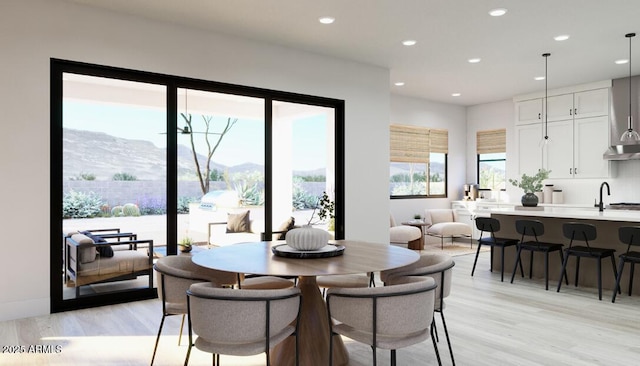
left=390, top=162, right=428, bottom=195
left=181, top=89, right=266, bottom=247
left=62, top=73, right=165, bottom=299
left=272, top=101, right=335, bottom=234
left=428, top=153, right=446, bottom=195
left=479, top=153, right=506, bottom=190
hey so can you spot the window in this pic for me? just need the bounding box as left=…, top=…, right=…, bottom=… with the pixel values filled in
left=477, top=129, right=506, bottom=190
left=389, top=125, right=448, bottom=198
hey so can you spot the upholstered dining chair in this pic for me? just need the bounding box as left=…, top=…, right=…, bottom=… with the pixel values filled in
left=380, top=253, right=456, bottom=366
left=317, top=272, right=375, bottom=297
left=184, top=283, right=301, bottom=366
left=151, top=255, right=237, bottom=365
left=326, top=276, right=442, bottom=366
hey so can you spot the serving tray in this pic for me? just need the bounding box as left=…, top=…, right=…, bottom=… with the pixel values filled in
left=271, top=244, right=345, bottom=259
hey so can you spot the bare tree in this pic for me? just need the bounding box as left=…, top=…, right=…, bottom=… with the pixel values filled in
left=180, top=113, right=237, bottom=195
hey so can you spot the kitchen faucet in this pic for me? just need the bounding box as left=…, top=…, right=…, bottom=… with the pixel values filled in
left=598, top=182, right=610, bottom=212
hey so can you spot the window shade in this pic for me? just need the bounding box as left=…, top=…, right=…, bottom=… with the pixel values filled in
left=476, top=129, right=506, bottom=154
left=390, top=124, right=448, bottom=163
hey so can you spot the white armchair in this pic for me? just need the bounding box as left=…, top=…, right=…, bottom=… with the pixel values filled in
left=424, top=209, right=472, bottom=249
left=389, top=214, right=422, bottom=250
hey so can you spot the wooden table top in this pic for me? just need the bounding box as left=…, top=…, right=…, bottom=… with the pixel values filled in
left=192, top=240, right=419, bottom=277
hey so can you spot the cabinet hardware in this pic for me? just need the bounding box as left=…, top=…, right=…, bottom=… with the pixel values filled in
left=569, top=168, right=572, bottom=174
left=570, top=109, right=573, bottom=115
left=574, top=108, right=577, bottom=115
left=574, top=168, right=577, bottom=174
left=538, top=113, right=541, bottom=119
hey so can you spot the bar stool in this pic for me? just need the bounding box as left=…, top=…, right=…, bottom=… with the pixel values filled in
left=510, top=219, right=569, bottom=290
left=556, top=222, right=617, bottom=300
left=472, top=217, right=521, bottom=282
left=612, top=226, right=640, bottom=303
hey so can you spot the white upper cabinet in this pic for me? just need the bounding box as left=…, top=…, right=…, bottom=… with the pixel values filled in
left=516, top=123, right=543, bottom=176
left=573, top=88, right=609, bottom=119
left=515, top=99, right=542, bottom=125
left=546, top=93, right=574, bottom=122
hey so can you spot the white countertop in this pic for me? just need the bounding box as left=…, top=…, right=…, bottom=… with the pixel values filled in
left=488, top=207, right=640, bottom=222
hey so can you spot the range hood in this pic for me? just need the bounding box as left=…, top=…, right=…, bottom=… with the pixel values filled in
left=603, top=75, right=640, bottom=160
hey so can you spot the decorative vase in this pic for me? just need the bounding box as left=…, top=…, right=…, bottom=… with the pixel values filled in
left=521, top=192, right=539, bottom=207
left=286, top=226, right=330, bottom=251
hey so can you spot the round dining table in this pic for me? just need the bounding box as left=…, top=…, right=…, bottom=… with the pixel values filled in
left=191, top=239, right=419, bottom=366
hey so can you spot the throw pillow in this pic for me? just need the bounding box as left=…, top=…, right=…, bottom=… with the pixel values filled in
left=276, top=217, right=296, bottom=240
left=226, top=210, right=251, bottom=233
left=80, top=231, right=114, bottom=258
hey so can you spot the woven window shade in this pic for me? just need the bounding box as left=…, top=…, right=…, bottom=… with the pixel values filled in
left=477, top=129, right=506, bottom=154
left=390, top=124, right=431, bottom=163
left=429, top=129, right=449, bottom=154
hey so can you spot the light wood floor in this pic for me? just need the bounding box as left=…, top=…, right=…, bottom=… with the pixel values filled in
left=1, top=250, right=638, bottom=365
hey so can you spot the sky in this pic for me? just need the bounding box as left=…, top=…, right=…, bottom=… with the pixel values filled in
left=63, top=100, right=328, bottom=170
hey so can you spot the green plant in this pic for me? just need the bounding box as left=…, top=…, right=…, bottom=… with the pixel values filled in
left=307, top=191, right=335, bottom=230
left=508, top=169, right=550, bottom=193
left=111, top=205, right=124, bottom=217
left=122, top=203, right=141, bottom=216
left=62, top=190, right=103, bottom=218
left=113, top=172, right=137, bottom=181
left=179, top=236, right=193, bottom=247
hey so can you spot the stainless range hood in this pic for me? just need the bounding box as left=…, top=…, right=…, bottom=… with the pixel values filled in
left=603, top=75, right=640, bottom=160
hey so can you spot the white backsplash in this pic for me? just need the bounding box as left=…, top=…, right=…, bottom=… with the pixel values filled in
left=544, top=160, right=640, bottom=205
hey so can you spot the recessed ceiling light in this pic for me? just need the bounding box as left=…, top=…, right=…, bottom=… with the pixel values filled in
left=394, top=82, right=405, bottom=86
left=318, top=16, right=335, bottom=24
left=402, top=40, right=417, bottom=46
left=554, top=35, right=570, bottom=41
left=452, top=93, right=461, bottom=97
left=615, top=59, right=629, bottom=65
left=468, top=58, right=481, bottom=63
left=534, top=76, right=546, bottom=81
left=489, top=8, right=507, bottom=17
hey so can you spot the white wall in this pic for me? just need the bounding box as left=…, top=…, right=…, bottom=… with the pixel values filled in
left=389, top=94, right=467, bottom=222
left=0, top=0, right=390, bottom=320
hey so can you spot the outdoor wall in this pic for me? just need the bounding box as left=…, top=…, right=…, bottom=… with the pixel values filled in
left=389, top=94, right=467, bottom=223
left=0, top=0, right=390, bottom=320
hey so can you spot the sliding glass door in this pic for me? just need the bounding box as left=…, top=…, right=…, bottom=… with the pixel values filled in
left=51, top=59, right=344, bottom=312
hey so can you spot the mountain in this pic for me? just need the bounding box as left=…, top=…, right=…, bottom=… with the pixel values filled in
left=62, top=129, right=321, bottom=180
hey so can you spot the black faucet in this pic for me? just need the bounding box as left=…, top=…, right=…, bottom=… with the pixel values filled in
left=598, top=182, right=610, bottom=212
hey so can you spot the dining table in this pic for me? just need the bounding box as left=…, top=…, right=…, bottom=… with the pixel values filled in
left=191, top=239, right=420, bottom=366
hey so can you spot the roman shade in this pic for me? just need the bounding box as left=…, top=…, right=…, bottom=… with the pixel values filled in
left=476, top=128, right=506, bottom=154
left=390, top=124, right=448, bottom=163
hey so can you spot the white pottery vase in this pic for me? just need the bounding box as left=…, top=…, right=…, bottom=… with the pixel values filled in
left=286, top=226, right=329, bottom=251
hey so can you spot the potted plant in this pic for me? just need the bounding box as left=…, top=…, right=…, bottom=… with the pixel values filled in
left=178, top=236, right=193, bottom=253
left=508, top=169, right=550, bottom=207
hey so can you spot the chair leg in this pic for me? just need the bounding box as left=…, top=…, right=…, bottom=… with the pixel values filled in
left=390, top=349, right=396, bottom=366
left=557, top=252, right=570, bottom=293
left=471, top=243, right=483, bottom=277
left=629, top=262, right=635, bottom=296
left=371, top=345, right=377, bottom=366
left=150, top=314, right=166, bottom=366
left=490, top=246, right=495, bottom=273
left=611, top=255, right=622, bottom=295
left=430, top=324, right=443, bottom=366
left=544, top=252, right=549, bottom=291
left=500, top=246, right=505, bottom=282
left=612, top=258, right=625, bottom=303
left=558, top=250, right=569, bottom=285
left=597, top=258, right=603, bottom=300
left=432, top=318, right=440, bottom=342
left=529, top=251, right=534, bottom=279
left=440, top=311, right=455, bottom=366
left=574, top=257, right=581, bottom=287
left=510, top=246, right=524, bottom=284
left=178, top=314, right=186, bottom=346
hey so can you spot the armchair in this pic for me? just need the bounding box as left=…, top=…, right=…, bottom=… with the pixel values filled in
left=424, top=209, right=472, bottom=249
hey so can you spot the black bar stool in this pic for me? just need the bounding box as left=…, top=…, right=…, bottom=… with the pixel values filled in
left=510, top=219, right=569, bottom=290
left=472, top=217, right=521, bottom=282
left=556, top=222, right=617, bottom=300
left=612, top=226, right=640, bottom=303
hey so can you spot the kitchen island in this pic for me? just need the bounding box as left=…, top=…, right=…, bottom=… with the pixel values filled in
left=484, top=206, right=640, bottom=295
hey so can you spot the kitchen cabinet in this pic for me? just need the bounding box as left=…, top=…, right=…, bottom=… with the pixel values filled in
left=547, top=88, right=609, bottom=122
left=515, top=99, right=543, bottom=125
left=515, top=123, right=543, bottom=176
left=543, top=116, right=611, bottom=178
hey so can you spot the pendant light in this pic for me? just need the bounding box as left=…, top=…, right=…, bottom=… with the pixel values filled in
left=540, top=53, right=552, bottom=146
left=620, top=33, right=639, bottom=142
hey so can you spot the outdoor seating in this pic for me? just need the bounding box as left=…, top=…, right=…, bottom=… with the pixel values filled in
left=63, top=228, right=153, bottom=297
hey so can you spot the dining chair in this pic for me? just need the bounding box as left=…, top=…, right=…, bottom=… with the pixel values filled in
left=317, top=272, right=375, bottom=297
left=556, top=222, right=617, bottom=300
left=472, top=217, right=521, bottom=282
left=612, top=226, right=640, bottom=303
left=326, top=276, right=442, bottom=366
left=510, top=219, right=568, bottom=290
left=151, top=255, right=236, bottom=365
left=184, top=283, right=301, bottom=366
left=380, top=253, right=456, bottom=366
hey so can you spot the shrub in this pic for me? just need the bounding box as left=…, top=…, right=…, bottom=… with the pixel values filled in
left=122, top=203, right=141, bottom=216
left=62, top=190, right=103, bottom=218
left=113, top=172, right=137, bottom=181
left=177, top=196, right=198, bottom=214
left=138, top=196, right=166, bottom=215
left=111, top=205, right=124, bottom=217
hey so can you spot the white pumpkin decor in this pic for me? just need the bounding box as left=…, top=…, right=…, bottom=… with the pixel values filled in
left=286, top=226, right=329, bottom=251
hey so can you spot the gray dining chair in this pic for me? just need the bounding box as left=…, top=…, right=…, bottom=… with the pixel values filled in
left=184, top=283, right=301, bottom=366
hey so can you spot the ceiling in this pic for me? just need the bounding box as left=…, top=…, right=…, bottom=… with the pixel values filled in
left=68, top=0, right=640, bottom=106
